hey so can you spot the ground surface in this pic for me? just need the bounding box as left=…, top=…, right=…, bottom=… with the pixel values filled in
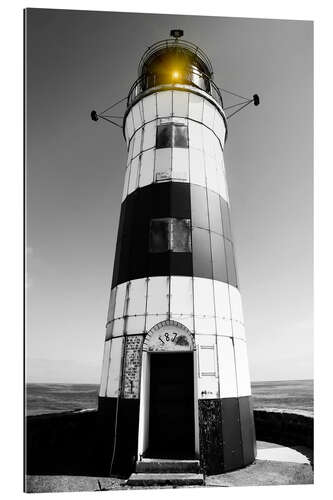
left=206, top=441, right=313, bottom=488
left=25, top=441, right=313, bottom=493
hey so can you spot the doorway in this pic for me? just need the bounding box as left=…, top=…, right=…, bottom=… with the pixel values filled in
left=146, top=352, right=195, bottom=458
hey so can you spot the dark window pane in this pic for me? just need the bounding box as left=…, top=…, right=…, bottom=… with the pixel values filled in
left=156, top=124, right=172, bottom=148
left=208, top=190, right=223, bottom=234
left=191, top=184, right=209, bottom=229
left=149, top=217, right=192, bottom=254
left=192, top=227, right=213, bottom=279
left=172, top=219, right=192, bottom=252
left=221, top=198, right=232, bottom=241
left=211, top=232, right=228, bottom=282
left=156, top=123, right=189, bottom=149
left=173, top=123, right=189, bottom=148
left=225, top=239, right=238, bottom=286
left=149, top=219, right=169, bottom=252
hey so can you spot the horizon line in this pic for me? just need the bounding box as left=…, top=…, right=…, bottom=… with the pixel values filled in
left=26, top=377, right=314, bottom=385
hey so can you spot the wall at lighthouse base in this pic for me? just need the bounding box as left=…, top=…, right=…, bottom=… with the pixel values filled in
left=199, top=396, right=256, bottom=475
left=25, top=410, right=101, bottom=476
left=25, top=401, right=140, bottom=477
left=98, top=397, right=140, bottom=474
left=25, top=406, right=313, bottom=478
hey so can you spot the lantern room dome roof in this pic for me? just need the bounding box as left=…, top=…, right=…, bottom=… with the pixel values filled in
left=138, top=36, right=214, bottom=79
left=126, top=31, right=223, bottom=109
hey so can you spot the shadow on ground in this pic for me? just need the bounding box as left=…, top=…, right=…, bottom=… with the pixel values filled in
left=206, top=458, right=313, bottom=488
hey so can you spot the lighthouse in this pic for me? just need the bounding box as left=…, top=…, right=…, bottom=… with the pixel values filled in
left=97, top=31, right=256, bottom=476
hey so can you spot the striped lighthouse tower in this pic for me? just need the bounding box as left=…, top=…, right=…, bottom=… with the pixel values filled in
left=98, top=31, right=256, bottom=476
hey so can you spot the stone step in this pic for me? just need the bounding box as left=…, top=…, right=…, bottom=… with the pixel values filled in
left=126, top=472, right=205, bottom=487
left=136, top=458, right=200, bottom=473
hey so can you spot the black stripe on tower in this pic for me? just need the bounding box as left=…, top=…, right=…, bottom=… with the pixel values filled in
left=112, top=182, right=237, bottom=287
left=198, top=395, right=256, bottom=474
left=97, top=395, right=255, bottom=475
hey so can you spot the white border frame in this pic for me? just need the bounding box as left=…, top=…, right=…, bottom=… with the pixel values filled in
left=4, top=3, right=324, bottom=500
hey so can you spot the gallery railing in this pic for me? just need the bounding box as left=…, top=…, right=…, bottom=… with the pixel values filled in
left=127, top=68, right=224, bottom=108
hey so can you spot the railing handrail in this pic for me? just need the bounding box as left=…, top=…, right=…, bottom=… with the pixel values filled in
left=127, top=68, right=223, bottom=108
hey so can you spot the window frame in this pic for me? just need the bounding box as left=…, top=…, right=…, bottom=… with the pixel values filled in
left=156, top=121, right=189, bottom=149
left=149, top=217, right=192, bottom=253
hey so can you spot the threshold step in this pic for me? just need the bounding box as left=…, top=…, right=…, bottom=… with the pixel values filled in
left=126, top=472, right=205, bottom=487
left=136, top=459, right=200, bottom=473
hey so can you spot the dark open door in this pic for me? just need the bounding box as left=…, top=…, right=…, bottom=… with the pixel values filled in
left=147, top=352, right=195, bottom=458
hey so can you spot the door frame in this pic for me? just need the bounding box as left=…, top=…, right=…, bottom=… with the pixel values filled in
left=137, top=321, right=199, bottom=460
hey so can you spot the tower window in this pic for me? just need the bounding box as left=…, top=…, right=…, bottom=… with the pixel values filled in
left=156, top=122, right=189, bottom=149
left=149, top=218, right=192, bottom=253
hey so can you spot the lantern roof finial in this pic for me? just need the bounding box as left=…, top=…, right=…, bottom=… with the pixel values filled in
left=170, top=29, right=184, bottom=39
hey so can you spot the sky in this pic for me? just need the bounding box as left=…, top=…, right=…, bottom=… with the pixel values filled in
left=25, top=9, right=313, bottom=383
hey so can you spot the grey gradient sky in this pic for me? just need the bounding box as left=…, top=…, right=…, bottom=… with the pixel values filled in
left=26, top=9, right=313, bottom=383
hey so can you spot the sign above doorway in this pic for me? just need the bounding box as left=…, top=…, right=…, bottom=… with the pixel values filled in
left=143, top=320, right=195, bottom=352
